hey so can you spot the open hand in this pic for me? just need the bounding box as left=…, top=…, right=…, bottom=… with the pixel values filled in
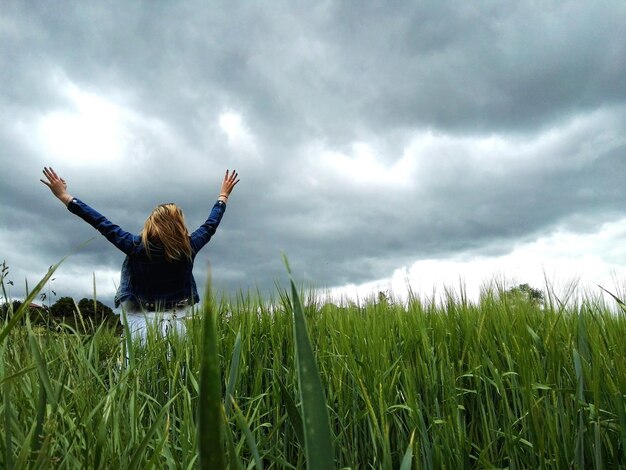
left=41, top=167, right=73, bottom=206
left=219, top=169, right=240, bottom=199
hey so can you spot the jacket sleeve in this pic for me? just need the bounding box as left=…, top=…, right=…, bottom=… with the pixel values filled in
left=67, top=198, right=140, bottom=255
left=189, top=200, right=226, bottom=253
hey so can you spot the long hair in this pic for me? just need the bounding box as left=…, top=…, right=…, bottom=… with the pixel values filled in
left=141, top=203, right=192, bottom=261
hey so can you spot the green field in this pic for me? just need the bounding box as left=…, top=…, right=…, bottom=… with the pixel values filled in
left=1, top=265, right=626, bottom=468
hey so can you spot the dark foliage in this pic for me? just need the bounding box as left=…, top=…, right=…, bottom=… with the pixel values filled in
left=506, top=283, right=545, bottom=304
left=0, top=300, right=23, bottom=317
left=1, top=297, right=121, bottom=334
left=50, top=296, right=77, bottom=317
left=77, top=298, right=115, bottom=321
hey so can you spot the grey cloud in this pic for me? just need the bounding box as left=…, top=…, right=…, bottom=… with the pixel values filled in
left=6, top=2, right=625, bottom=143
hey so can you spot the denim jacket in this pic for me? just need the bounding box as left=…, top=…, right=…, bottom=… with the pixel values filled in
left=67, top=198, right=226, bottom=307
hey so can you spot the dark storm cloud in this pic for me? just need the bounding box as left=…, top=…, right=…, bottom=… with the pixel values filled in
left=1, top=1, right=625, bottom=305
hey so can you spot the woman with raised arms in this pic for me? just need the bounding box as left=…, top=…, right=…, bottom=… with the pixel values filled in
left=40, top=166, right=239, bottom=338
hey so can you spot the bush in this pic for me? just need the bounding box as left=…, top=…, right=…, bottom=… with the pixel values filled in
left=2, top=297, right=121, bottom=334
left=50, top=296, right=77, bottom=317
left=76, top=298, right=115, bottom=321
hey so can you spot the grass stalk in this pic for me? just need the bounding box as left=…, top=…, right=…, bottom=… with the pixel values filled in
left=197, top=277, right=225, bottom=470
left=283, top=255, right=334, bottom=469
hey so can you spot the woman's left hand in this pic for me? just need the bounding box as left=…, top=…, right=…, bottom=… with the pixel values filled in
left=218, top=169, right=240, bottom=202
left=41, top=167, right=74, bottom=206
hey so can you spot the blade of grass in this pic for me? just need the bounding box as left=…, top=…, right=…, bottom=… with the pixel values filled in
left=231, top=397, right=264, bottom=470
left=616, top=393, right=626, bottom=462
left=416, top=402, right=433, bottom=470
left=1, top=344, right=14, bottom=470
left=120, top=307, right=134, bottom=369
left=573, top=348, right=586, bottom=469
left=0, top=365, right=38, bottom=386
left=276, top=375, right=305, bottom=447
left=594, top=421, right=602, bottom=470
left=26, top=320, right=56, bottom=408
left=224, top=329, right=242, bottom=418
left=127, top=392, right=181, bottom=469
left=282, top=254, right=334, bottom=469
left=0, top=241, right=92, bottom=343
left=15, top=420, right=38, bottom=468
left=145, top=413, right=172, bottom=469
left=197, top=274, right=225, bottom=470
left=0, top=260, right=64, bottom=344
left=400, top=430, right=416, bottom=470
left=598, top=285, right=626, bottom=314
left=223, top=406, right=244, bottom=470
left=31, top=377, right=47, bottom=457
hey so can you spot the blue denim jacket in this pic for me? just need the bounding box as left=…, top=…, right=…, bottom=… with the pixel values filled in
left=67, top=198, right=226, bottom=307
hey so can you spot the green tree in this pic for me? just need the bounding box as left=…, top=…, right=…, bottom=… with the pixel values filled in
left=50, top=296, right=77, bottom=318
left=507, top=283, right=544, bottom=304
left=77, top=298, right=115, bottom=321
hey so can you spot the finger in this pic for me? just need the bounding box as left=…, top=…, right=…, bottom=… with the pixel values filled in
left=40, top=179, right=51, bottom=188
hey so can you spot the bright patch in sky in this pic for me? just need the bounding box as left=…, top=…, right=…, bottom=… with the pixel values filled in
left=332, top=217, right=626, bottom=304
left=218, top=111, right=256, bottom=151
left=316, top=118, right=603, bottom=189
left=320, top=142, right=415, bottom=186
left=35, top=80, right=131, bottom=166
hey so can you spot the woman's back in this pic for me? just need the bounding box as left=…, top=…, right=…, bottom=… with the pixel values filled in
left=125, top=244, right=196, bottom=307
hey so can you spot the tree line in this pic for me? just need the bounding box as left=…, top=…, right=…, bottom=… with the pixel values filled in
left=0, top=296, right=121, bottom=333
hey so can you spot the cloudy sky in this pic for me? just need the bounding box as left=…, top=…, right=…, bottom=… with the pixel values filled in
left=2, top=1, right=626, bottom=308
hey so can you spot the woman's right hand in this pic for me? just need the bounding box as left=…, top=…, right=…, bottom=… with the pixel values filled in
left=218, top=169, right=240, bottom=203
left=41, top=167, right=74, bottom=206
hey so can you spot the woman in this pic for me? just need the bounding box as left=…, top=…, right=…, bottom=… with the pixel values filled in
left=40, top=166, right=239, bottom=338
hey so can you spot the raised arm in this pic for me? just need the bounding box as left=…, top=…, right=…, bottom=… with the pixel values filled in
left=40, top=167, right=139, bottom=254
left=190, top=169, right=240, bottom=252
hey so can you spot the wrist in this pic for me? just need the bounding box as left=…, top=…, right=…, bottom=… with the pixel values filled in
left=59, top=193, right=74, bottom=206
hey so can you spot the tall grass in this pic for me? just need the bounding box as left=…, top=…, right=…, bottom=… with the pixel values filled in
left=1, top=270, right=626, bottom=468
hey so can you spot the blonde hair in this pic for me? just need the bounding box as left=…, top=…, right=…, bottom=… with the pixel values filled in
left=141, top=203, right=192, bottom=261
